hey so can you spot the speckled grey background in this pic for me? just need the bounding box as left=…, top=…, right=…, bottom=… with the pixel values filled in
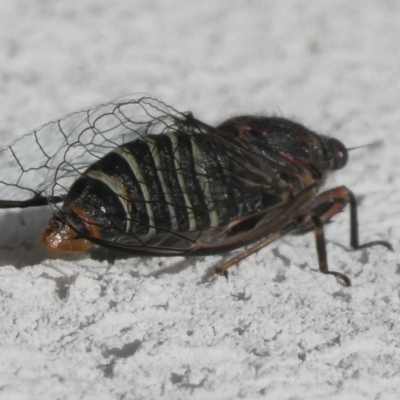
left=0, top=1, right=399, bottom=399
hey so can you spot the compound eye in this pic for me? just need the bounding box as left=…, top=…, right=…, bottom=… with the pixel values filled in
left=328, top=138, right=348, bottom=170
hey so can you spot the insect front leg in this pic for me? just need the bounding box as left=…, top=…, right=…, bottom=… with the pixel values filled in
left=303, top=186, right=392, bottom=251
left=304, top=186, right=392, bottom=286
left=345, top=188, right=392, bottom=251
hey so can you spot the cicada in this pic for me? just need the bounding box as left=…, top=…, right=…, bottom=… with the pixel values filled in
left=0, top=96, right=392, bottom=285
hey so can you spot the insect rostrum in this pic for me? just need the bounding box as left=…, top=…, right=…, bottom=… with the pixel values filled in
left=0, top=96, right=392, bottom=286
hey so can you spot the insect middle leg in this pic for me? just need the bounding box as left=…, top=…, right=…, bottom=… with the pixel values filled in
left=215, top=231, right=283, bottom=278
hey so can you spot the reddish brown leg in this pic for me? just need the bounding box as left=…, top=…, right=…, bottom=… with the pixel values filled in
left=312, top=215, right=351, bottom=286
left=215, top=185, right=392, bottom=285
left=215, top=232, right=282, bottom=278
left=346, top=189, right=392, bottom=251
left=301, top=186, right=392, bottom=251
left=213, top=185, right=317, bottom=277
left=305, top=186, right=392, bottom=286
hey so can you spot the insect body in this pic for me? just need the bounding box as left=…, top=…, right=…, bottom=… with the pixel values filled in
left=0, top=96, right=391, bottom=285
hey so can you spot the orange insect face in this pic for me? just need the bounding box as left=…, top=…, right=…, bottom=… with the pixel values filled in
left=40, top=205, right=102, bottom=253
left=40, top=215, right=92, bottom=252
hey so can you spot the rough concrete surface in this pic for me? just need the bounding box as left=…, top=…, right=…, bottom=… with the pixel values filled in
left=0, top=1, right=399, bottom=399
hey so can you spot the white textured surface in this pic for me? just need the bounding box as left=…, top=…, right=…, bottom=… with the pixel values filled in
left=0, top=1, right=400, bottom=399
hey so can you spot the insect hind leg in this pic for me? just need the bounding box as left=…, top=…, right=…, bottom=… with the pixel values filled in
left=0, top=194, right=63, bottom=209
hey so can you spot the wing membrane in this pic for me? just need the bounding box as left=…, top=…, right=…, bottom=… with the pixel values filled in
left=0, top=96, right=185, bottom=204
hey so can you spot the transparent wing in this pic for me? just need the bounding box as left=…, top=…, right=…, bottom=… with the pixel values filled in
left=0, top=96, right=186, bottom=205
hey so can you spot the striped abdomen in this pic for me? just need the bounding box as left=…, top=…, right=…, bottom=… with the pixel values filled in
left=62, top=131, right=275, bottom=241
